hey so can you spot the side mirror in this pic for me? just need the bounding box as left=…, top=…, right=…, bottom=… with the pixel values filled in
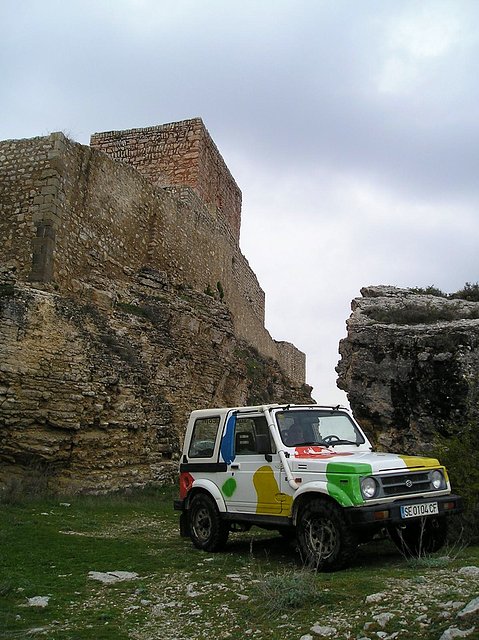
left=256, top=434, right=272, bottom=455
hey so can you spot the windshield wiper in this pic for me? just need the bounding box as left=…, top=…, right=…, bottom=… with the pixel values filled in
left=326, top=439, right=360, bottom=447
left=293, top=439, right=361, bottom=448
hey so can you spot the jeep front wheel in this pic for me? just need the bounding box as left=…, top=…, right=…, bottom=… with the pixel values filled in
left=189, top=493, right=229, bottom=552
left=297, top=498, right=357, bottom=571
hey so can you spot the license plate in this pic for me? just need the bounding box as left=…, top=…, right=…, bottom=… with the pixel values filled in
left=401, top=502, right=439, bottom=519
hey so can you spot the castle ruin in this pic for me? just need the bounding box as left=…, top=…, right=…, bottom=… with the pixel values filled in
left=1, top=118, right=304, bottom=382
left=0, top=118, right=309, bottom=491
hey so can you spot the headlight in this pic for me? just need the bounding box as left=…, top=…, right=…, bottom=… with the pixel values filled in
left=360, top=476, right=378, bottom=499
left=431, top=470, right=445, bottom=490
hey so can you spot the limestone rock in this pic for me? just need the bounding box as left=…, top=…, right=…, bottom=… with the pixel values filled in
left=23, top=596, right=50, bottom=607
left=438, top=627, right=475, bottom=640
left=337, top=286, right=479, bottom=452
left=373, top=612, right=395, bottom=628
left=365, top=592, right=387, bottom=604
left=457, top=597, right=479, bottom=618
left=310, top=625, right=337, bottom=637
left=0, top=270, right=312, bottom=493
left=458, top=567, right=479, bottom=578
left=88, top=571, right=139, bottom=583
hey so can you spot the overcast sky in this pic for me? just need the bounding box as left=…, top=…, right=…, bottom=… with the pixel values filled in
left=1, top=0, right=478, bottom=404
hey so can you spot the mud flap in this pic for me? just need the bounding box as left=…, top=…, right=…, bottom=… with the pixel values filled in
left=179, top=511, right=191, bottom=537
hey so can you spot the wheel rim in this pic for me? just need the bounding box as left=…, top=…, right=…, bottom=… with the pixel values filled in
left=192, top=505, right=212, bottom=542
left=304, top=516, right=338, bottom=560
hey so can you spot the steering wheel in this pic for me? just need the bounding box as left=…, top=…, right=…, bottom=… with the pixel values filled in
left=323, top=434, right=340, bottom=444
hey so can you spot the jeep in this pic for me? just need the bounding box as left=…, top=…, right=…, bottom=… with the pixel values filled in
left=174, top=404, right=462, bottom=570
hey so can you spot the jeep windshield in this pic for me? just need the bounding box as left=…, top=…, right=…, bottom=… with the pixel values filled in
left=275, top=409, right=366, bottom=448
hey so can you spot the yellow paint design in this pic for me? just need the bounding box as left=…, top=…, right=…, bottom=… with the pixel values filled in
left=277, top=491, right=293, bottom=516
left=400, top=455, right=440, bottom=469
left=253, top=465, right=293, bottom=516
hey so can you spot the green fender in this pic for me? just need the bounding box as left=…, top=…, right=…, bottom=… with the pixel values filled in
left=292, top=481, right=355, bottom=520
left=327, top=461, right=372, bottom=506
left=292, top=461, right=373, bottom=519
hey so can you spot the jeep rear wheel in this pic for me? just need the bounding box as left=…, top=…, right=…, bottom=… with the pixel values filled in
left=297, top=499, right=357, bottom=571
left=189, top=493, right=229, bottom=552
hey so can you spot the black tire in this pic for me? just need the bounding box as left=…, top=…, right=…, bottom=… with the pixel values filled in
left=189, top=493, right=229, bottom=552
left=278, top=526, right=296, bottom=542
left=388, top=516, right=448, bottom=557
left=296, top=498, right=357, bottom=571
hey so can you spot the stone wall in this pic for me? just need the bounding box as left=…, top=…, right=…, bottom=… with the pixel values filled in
left=0, top=122, right=310, bottom=491
left=337, top=286, right=479, bottom=453
left=90, top=119, right=242, bottom=242
left=0, top=133, right=64, bottom=280
left=0, top=266, right=312, bottom=492
left=0, top=130, right=305, bottom=382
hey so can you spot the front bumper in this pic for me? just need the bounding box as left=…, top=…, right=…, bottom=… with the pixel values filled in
left=345, top=493, right=463, bottom=526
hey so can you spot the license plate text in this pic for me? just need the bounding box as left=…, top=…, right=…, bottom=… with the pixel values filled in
left=401, top=502, right=439, bottom=519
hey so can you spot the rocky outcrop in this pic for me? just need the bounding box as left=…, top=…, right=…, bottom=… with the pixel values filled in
left=337, top=286, right=479, bottom=453
left=0, top=267, right=312, bottom=493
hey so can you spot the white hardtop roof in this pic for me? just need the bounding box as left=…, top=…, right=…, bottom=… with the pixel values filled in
left=189, top=404, right=350, bottom=418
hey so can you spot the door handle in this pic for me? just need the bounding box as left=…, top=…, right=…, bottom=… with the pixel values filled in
left=230, top=463, right=240, bottom=470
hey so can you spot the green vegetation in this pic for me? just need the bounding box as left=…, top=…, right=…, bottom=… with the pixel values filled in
left=116, top=302, right=151, bottom=319
left=0, top=283, right=14, bottom=297
left=409, top=282, right=479, bottom=302
left=203, top=282, right=225, bottom=302
left=1, top=488, right=478, bottom=639
left=364, top=282, right=479, bottom=325
left=364, top=301, right=477, bottom=325
left=450, top=282, right=479, bottom=302
left=434, top=419, right=479, bottom=544
left=115, top=302, right=163, bottom=325
left=410, top=285, right=447, bottom=297
left=204, top=284, right=214, bottom=297
left=364, top=281, right=479, bottom=325
left=235, top=346, right=279, bottom=404
left=255, top=568, right=337, bottom=613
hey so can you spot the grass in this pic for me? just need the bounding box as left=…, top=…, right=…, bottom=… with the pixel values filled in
left=1, top=488, right=479, bottom=639
left=254, top=567, right=338, bottom=614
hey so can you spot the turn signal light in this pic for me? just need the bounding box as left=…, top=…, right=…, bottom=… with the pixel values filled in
left=373, top=510, right=390, bottom=520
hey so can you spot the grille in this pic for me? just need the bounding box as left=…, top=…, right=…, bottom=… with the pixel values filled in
left=379, top=471, right=431, bottom=497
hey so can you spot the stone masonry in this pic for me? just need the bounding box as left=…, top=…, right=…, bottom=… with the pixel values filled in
left=0, top=265, right=312, bottom=492
left=90, top=118, right=242, bottom=242
left=0, top=120, right=311, bottom=491
left=0, top=120, right=305, bottom=382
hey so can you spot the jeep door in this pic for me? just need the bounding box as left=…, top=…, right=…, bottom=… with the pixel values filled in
left=221, top=415, right=285, bottom=515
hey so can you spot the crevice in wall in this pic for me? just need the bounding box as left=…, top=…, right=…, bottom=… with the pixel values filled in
left=29, top=222, right=55, bottom=282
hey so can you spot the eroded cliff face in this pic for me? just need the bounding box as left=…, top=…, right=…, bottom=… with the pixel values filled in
left=0, top=267, right=312, bottom=493
left=337, top=286, right=479, bottom=453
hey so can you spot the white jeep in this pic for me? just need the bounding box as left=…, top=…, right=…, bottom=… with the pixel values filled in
left=174, top=404, right=462, bottom=570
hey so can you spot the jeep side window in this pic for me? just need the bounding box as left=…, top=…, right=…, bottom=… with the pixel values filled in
left=235, top=416, right=275, bottom=455
left=188, top=416, right=220, bottom=458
